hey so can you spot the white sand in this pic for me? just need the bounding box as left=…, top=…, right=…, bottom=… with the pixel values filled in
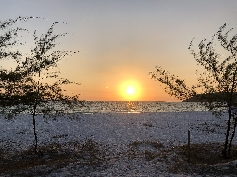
left=0, top=111, right=228, bottom=149
left=0, top=111, right=235, bottom=176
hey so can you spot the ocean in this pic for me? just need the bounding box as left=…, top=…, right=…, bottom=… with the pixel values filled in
left=73, top=101, right=208, bottom=113
left=1, top=101, right=209, bottom=115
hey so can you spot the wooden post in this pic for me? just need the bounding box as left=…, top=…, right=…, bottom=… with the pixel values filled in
left=188, top=130, right=190, bottom=163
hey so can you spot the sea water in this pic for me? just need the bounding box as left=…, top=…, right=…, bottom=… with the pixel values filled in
left=73, top=101, right=208, bottom=113
left=0, top=101, right=209, bottom=114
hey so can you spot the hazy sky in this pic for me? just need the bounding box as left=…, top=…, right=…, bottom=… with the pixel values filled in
left=1, top=0, right=237, bottom=101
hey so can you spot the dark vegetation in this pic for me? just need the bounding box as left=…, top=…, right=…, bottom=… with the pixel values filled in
left=150, top=23, right=237, bottom=158
left=183, top=92, right=237, bottom=102
left=170, top=143, right=237, bottom=175
left=0, top=139, right=109, bottom=176
left=1, top=139, right=237, bottom=176
left=127, top=141, right=237, bottom=176
left=0, top=16, right=81, bottom=153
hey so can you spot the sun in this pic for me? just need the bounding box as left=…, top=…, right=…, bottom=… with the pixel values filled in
left=119, top=81, right=141, bottom=101
left=126, top=86, right=135, bottom=95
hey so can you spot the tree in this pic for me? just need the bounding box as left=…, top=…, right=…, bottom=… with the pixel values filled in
left=0, top=16, right=33, bottom=60
left=0, top=16, right=37, bottom=108
left=0, top=19, right=81, bottom=153
left=150, top=23, right=237, bottom=158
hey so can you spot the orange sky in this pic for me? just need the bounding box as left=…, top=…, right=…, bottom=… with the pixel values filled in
left=1, top=1, right=237, bottom=101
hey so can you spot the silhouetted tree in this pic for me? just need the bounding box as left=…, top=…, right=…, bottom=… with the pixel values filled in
left=0, top=19, right=80, bottom=153
left=0, top=16, right=33, bottom=61
left=0, top=16, right=32, bottom=108
left=150, top=23, right=237, bottom=158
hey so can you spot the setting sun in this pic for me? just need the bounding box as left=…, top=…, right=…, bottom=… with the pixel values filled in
left=126, top=87, right=135, bottom=95
left=119, top=80, right=141, bottom=101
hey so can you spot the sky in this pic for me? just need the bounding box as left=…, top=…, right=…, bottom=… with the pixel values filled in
left=1, top=0, right=237, bottom=101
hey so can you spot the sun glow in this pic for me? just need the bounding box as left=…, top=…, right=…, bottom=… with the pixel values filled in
left=119, top=81, right=141, bottom=101
left=126, top=87, right=135, bottom=95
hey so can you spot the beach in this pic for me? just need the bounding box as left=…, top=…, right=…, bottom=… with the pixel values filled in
left=1, top=111, right=237, bottom=176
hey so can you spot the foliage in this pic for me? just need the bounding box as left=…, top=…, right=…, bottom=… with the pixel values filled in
left=150, top=23, right=237, bottom=158
left=0, top=16, right=34, bottom=61
left=0, top=16, right=33, bottom=108
left=3, top=22, right=80, bottom=111
left=0, top=17, right=81, bottom=153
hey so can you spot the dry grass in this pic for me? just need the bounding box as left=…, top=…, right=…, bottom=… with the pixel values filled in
left=178, top=143, right=237, bottom=165
left=128, top=141, right=237, bottom=176
left=0, top=139, right=109, bottom=176
left=0, top=145, right=72, bottom=176
left=1, top=141, right=237, bottom=176
left=168, top=143, right=237, bottom=175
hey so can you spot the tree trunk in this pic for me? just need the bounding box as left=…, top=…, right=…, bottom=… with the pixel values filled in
left=32, top=103, right=38, bottom=153
left=32, top=71, right=40, bottom=154
left=223, top=106, right=232, bottom=158
left=228, top=117, right=237, bottom=156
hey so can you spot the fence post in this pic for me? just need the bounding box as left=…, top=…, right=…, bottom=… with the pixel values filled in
left=188, top=130, right=190, bottom=163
